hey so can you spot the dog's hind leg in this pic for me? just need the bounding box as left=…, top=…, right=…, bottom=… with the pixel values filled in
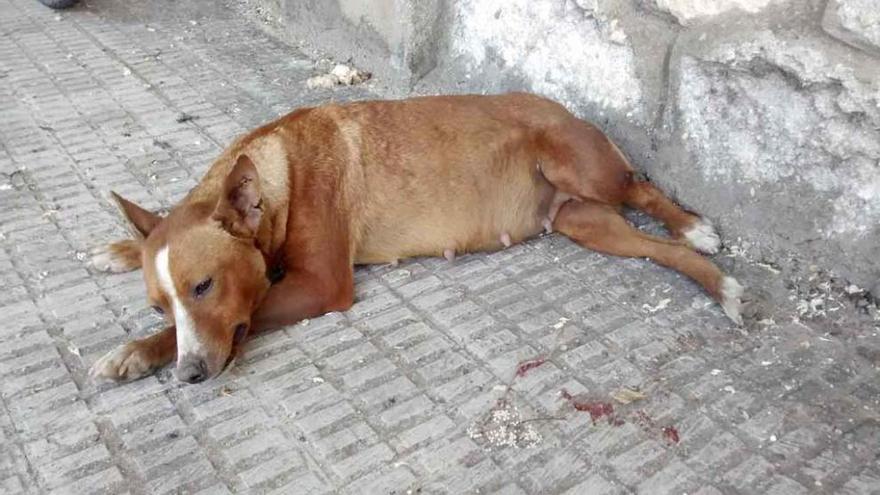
left=624, top=181, right=721, bottom=255
left=90, top=239, right=142, bottom=273
left=536, top=120, right=722, bottom=255
left=553, top=200, right=743, bottom=324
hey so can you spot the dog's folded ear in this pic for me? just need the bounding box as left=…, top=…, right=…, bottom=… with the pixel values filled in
left=110, top=191, right=161, bottom=238
left=213, top=153, right=263, bottom=239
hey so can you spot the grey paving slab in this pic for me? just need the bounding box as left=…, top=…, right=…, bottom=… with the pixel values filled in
left=1, top=0, right=879, bottom=494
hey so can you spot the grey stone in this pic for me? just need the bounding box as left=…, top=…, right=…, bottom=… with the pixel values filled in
left=823, top=0, right=880, bottom=56
left=274, top=0, right=444, bottom=87
left=651, top=0, right=786, bottom=25
left=446, top=0, right=645, bottom=121
left=665, top=26, right=880, bottom=288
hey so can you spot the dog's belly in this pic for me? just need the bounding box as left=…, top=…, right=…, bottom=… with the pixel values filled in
left=335, top=93, right=572, bottom=265
left=353, top=168, right=555, bottom=264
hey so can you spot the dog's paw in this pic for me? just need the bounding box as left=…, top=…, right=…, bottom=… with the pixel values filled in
left=90, top=241, right=140, bottom=273
left=683, top=218, right=721, bottom=255
left=90, top=342, right=157, bottom=382
left=720, top=276, right=745, bottom=325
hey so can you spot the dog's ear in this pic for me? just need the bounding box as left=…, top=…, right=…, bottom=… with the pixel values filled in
left=213, top=154, right=263, bottom=238
left=110, top=191, right=161, bottom=238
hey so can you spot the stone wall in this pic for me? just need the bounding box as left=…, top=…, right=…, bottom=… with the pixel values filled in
left=268, top=0, right=880, bottom=291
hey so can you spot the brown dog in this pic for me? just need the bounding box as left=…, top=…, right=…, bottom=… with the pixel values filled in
left=89, top=93, right=743, bottom=384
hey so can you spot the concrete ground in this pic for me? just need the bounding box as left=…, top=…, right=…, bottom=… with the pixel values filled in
left=1, top=0, right=879, bottom=493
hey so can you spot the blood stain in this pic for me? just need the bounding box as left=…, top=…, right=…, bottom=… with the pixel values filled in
left=515, top=357, right=546, bottom=377
left=561, top=389, right=617, bottom=425
left=663, top=426, right=680, bottom=444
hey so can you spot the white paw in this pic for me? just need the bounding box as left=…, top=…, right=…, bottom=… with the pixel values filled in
left=720, top=276, right=744, bottom=325
left=90, top=342, right=156, bottom=382
left=90, top=245, right=134, bottom=273
left=683, top=218, right=721, bottom=255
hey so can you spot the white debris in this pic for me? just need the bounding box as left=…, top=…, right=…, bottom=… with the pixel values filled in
left=552, top=317, right=570, bottom=329
left=755, top=261, right=781, bottom=274
left=844, top=284, right=863, bottom=294
left=467, top=399, right=542, bottom=449
left=67, top=343, right=81, bottom=357
left=306, top=64, right=371, bottom=89
left=305, top=74, right=337, bottom=89
left=643, top=298, right=671, bottom=313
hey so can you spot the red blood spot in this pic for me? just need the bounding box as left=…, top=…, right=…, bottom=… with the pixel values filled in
left=561, top=389, right=617, bottom=425
left=515, top=357, right=546, bottom=377
left=662, top=426, right=680, bottom=444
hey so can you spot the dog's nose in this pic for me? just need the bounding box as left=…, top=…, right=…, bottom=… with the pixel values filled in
left=177, top=356, right=208, bottom=383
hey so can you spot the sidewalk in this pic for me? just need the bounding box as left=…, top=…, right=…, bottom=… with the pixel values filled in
left=1, top=0, right=878, bottom=493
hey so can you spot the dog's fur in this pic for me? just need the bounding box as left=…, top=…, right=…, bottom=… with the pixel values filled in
left=89, top=93, right=743, bottom=383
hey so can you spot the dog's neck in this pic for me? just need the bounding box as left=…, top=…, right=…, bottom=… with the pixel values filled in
left=253, top=198, right=276, bottom=263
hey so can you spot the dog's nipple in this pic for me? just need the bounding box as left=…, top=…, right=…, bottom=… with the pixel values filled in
left=443, top=248, right=456, bottom=262
left=500, top=232, right=512, bottom=248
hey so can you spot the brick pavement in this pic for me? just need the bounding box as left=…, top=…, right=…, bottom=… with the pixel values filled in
left=1, top=0, right=879, bottom=493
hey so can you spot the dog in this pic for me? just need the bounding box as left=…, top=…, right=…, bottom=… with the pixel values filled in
left=89, top=92, right=743, bottom=384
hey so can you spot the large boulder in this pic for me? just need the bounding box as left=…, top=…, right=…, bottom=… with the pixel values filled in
left=276, top=0, right=444, bottom=86
left=448, top=0, right=645, bottom=123
left=822, top=0, right=880, bottom=56
left=661, top=27, right=880, bottom=287
left=652, top=0, right=785, bottom=25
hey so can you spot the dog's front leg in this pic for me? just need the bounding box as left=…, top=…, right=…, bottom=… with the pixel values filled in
left=252, top=269, right=354, bottom=333
left=90, top=326, right=176, bottom=382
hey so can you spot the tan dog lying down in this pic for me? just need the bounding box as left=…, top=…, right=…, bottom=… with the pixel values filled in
left=89, top=93, right=743, bottom=384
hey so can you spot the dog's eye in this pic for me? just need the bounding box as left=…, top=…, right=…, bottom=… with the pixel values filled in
left=193, top=277, right=213, bottom=298
left=151, top=305, right=164, bottom=315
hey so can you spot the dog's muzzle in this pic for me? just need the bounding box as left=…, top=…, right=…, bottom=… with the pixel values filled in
left=176, top=355, right=209, bottom=383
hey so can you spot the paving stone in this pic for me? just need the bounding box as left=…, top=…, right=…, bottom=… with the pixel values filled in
left=1, top=0, right=877, bottom=493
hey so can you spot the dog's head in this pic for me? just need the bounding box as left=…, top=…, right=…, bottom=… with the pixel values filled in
left=115, top=155, right=271, bottom=383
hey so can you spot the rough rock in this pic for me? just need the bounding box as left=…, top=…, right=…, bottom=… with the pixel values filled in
left=652, top=0, right=784, bottom=24
left=275, top=0, right=443, bottom=87
left=822, top=0, right=880, bottom=56
left=667, top=28, right=880, bottom=287
left=450, top=0, right=645, bottom=122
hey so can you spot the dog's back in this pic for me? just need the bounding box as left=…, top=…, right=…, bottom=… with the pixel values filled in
left=190, top=93, right=586, bottom=263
